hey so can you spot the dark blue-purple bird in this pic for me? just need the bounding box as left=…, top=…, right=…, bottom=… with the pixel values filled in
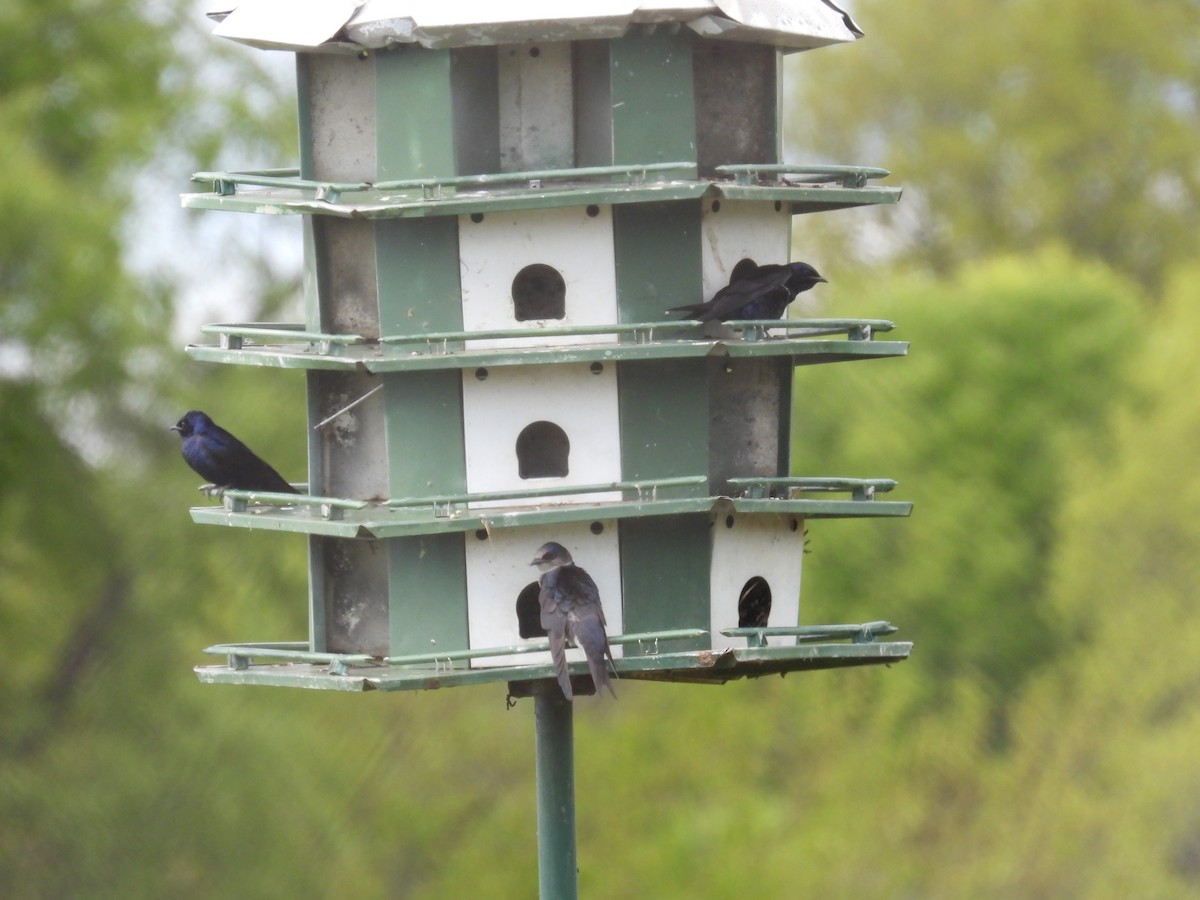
left=669, top=260, right=828, bottom=322
left=531, top=542, right=616, bottom=701
left=171, top=410, right=298, bottom=495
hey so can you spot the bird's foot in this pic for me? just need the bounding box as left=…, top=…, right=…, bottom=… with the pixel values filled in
left=198, top=484, right=226, bottom=500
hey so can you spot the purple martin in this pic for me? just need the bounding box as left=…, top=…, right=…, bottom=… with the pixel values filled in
left=171, top=410, right=299, bottom=495
left=669, top=260, right=828, bottom=322
left=531, top=542, right=617, bottom=701
left=737, top=577, right=772, bottom=628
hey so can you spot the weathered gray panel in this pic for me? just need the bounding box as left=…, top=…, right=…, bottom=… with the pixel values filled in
left=707, top=356, right=789, bottom=493
left=498, top=41, right=575, bottom=171
left=573, top=39, right=612, bottom=169
left=300, top=52, right=377, bottom=182
left=311, top=369, right=389, bottom=499
left=451, top=46, right=501, bottom=175
left=315, top=535, right=390, bottom=656
left=313, top=217, right=380, bottom=338
left=693, top=40, right=778, bottom=176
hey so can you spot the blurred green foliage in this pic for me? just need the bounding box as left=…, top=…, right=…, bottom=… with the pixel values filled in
left=786, top=0, right=1200, bottom=291
left=2, top=0, right=1200, bottom=897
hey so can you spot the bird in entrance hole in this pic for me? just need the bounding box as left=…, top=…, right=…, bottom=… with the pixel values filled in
left=669, top=260, right=828, bottom=322
left=171, top=410, right=299, bottom=496
left=737, top=577, right=772, bottom=629
left=531, top=541, right=617, bottom=701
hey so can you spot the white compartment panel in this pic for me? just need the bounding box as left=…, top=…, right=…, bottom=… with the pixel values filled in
left=464, top=522, right=623, bottom=669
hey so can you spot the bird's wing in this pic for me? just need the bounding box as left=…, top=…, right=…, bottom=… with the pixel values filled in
left=182, top=427, right=248, bottom=486
left=700, top=267, right=791, bottom=320
left=563, top=568, right=616, bottom=698
left=540, top=576, right=574, bottom=701
left=207, top=427, right=296, bottom=493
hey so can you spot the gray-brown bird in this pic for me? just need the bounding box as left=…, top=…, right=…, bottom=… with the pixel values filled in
left=531, top=542, right=616, bottom=701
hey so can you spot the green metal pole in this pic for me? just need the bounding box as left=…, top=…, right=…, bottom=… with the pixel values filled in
left=534, top=683, right=577, bottom=899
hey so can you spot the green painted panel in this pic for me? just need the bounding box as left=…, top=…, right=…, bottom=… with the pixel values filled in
left=619, top=514, right=711, bottom=654
left=612, top=200, right=702, bottom=321
left=374, top=216, right=463, bottom=336
left=609, top=32, right=696, bottom=165
left=384, top=371, right=466, bottom=498
left=297, top=57, right=322, bottom=331
left=296, top=55, right=315, bottom=180
left=618, top=359, right=708, bottom=487
left=308, top=533, right=326, bottom=652
left=375, top=47, right=457, bottom=180
left=388, top=533, right=469, bottom=657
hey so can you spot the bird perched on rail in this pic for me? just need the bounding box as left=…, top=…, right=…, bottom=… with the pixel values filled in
left=531, top=541, right=617, bottom=701
left=171, top=410, right=299, bottom=496
left=669, top=260, right=828, bottom=322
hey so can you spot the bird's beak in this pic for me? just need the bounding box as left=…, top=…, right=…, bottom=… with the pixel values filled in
left=815, top=276, right=829, bottom=284
left=169, top=424, right=180, bottom=432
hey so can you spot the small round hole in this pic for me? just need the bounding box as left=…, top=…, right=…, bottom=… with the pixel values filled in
left=790, top=517, right=799, bottom=531
left=711, top=200, right=721, bottom=213
left=470, top=212, right=484, bottom=224
left=585, top=204, right=600, bottom=218
left=590, top=521, right=604, bottom=535
left=725, top=515, right=735, bottom=528
left=475, top=367, right=488, bottom=381
left=475, top=529, right=489, bottom=541
left=774, top=201, right=782, bottom=212
left=512, top=263, right=566, bottom=321
left=529, top=46, right=541, bottom=58
left=589, top=362, right=603, bottom=375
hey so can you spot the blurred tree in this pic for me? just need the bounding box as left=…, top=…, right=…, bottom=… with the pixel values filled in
left=792, top=250, right=1141, bottom=714
left=916, top=264, right=1200, bottom=898
left=0, top=0, right=193, bottom=759
left=0, top=2, right=305, bottom=893
left=2, top=1, right=1188, bottom=897
left=785, top=0, right=1200, bottom=291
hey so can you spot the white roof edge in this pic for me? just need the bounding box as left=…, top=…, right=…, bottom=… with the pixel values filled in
left=209, top=0, right=862, bottom=53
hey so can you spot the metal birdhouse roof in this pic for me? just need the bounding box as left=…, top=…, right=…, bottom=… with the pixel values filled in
left=208, top=0, right=862, bottom=53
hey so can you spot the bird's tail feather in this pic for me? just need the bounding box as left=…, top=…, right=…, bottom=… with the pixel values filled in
left=587, top=643, right=618, bottom=699
left=550, top=640, right=573, bottom=701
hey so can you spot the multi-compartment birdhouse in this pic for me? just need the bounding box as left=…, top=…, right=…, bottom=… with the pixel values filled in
left=187, top=0, right=913, bottom=693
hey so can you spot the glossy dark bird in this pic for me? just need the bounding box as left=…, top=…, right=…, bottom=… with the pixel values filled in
left=171, top=410, right=299, bottom=495
left=531, top=542, right=616, bottom=701
left=669, top=260, right=828, bottom=322
left=737, top=576, right=772, bottom=629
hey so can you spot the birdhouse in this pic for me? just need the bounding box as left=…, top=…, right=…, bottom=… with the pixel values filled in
left=186, top=0, right=913, bottom=693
